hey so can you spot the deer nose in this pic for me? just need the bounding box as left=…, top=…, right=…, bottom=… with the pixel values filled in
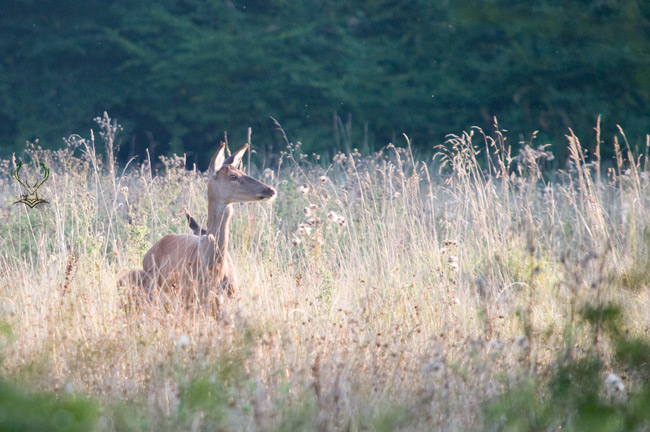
left=265, top=187, right=276, bottom=198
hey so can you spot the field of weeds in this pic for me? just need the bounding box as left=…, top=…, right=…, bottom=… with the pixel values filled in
left=0, top=117, right=649, bottom=431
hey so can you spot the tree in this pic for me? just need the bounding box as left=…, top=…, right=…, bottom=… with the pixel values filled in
left=1, top=1, right=648, bottom=165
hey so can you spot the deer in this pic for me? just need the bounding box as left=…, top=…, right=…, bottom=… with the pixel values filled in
left=121, top=143, right=276, bottom=310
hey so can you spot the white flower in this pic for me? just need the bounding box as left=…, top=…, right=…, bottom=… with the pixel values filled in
left=446, top=256, right=459, bottom=270
left=606, top=373, right=624, bottom=393
left=297, top=224, right=312, bottom=236
left=303, top=205, right=317, bottom=217
left=176, top=333, right=190, bottom=349
left=0, top=300, right=16, bottom=316
left=327, top=211, right=345, bottom=226
left=298, top=184, right=310, bottom=195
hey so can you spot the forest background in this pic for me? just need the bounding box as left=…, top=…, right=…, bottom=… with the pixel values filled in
left=1, top=0, right=649, bottom=167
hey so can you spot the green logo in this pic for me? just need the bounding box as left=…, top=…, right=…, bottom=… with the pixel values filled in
left=13, top=161, right=50, bottom=208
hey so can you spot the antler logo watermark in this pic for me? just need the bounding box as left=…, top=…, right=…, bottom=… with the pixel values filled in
left=13, top=161, right=50, bottom=208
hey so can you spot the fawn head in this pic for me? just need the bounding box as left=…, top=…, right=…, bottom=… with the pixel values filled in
left=208, top=143, right=276, bottom=204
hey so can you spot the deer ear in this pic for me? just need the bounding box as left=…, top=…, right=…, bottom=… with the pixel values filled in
left=209, top=143, right=226, bottom=175
left=223, top=144, right=248, bottom=169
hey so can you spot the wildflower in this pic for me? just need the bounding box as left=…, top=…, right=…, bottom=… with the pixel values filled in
left=298, top=184, right=310, bottom=195
left=0, top=301, right=15, bottom=316
left=297, top=224, right=312, bottom=236
left=327, top=211, right=345, bottom=226
left=303, top=204, right=317, bottom=217
left=120, top=186, right=129, bottom=194
left=446, top=256, right=459, bottom=271
left=606, top=373, right=624, bottom=393
left=333, top=153, right=347, bottom=164
left=319, top=175, right=328, bottom=183
left=176, top=333, right=190, bottom=349
left=305, top=216, right=322, bottom=226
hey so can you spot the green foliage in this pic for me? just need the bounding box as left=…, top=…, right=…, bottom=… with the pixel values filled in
left=1, top=1, right=648, bottom=163
left=0, top=379, right=98, bottom=432
left=1, top=207, right=57, bottom=262
left=580, top=303, right=622, bottom=333
left=580, top=304, right=650, bottom=373
left=178, top=373, right=234, bottom=428
left=484, top=302, right=650, bottom=432
left=99, top=401, right=151, bottom=432
left=317, top=269, right=333, bottom=304
left=369, top=405, right=410, bottom=432
left=271, top=398, right=318, bottom=432
left=453, top=0, right=650, bottom=141
left=175, top=333, right=253, bottom=429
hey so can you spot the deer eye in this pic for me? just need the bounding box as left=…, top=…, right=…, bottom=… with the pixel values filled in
left=229, top=174, right=238, bottom=181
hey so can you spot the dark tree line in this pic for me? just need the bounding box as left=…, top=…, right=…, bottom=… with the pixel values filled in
left=1, top=0, right=648, bottom=167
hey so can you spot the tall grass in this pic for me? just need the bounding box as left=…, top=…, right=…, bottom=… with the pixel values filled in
left=0, top=116, right=649, bottom=431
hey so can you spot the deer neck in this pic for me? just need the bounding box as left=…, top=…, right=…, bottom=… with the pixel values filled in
left=206, top=200, right=232, bottom=253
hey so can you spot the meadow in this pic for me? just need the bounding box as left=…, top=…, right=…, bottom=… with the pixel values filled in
left=0, top=116, right=649, bottom=431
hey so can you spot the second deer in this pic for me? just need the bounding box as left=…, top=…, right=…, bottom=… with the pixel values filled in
left=124, top=143, right=275, bottom=310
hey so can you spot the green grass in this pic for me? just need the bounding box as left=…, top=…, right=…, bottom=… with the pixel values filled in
left=0, top=116, right=649, bottom=430
left=0, top=378, right=98, bottom=432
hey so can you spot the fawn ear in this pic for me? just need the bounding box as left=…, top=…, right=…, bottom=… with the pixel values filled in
left=209, top=143, right=227, bottom=175
left=223, top=144, right=248, bottom=169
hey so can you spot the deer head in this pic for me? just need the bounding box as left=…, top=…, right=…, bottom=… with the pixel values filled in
left=13, top=161, right=50, bottom=208
left=207, top=143, right=276, bottom=204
